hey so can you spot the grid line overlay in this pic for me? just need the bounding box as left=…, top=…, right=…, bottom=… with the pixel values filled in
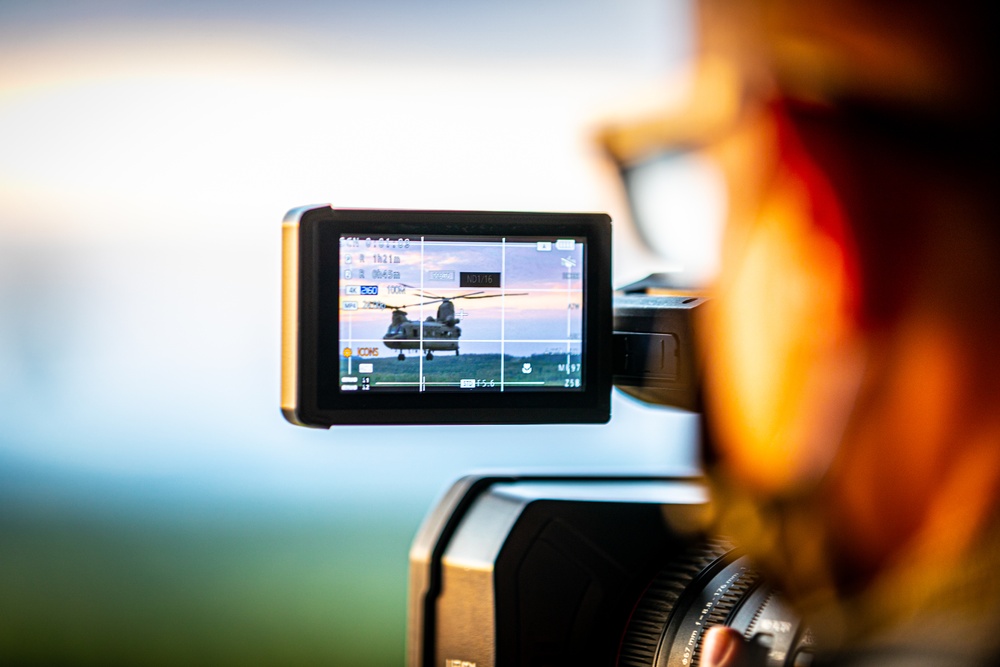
left=338, top=235, right=583, bottom=391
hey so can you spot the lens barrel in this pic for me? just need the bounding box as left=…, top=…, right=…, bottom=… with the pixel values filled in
left=618, top=539, right=813, bottom=667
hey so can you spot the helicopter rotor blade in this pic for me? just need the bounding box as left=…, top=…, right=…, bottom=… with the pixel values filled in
left=387, top=299, right=444, bottom=310
left=410, top=288, right=447, bottom=301
left=415, top=291, right=486, bottom=301
left=459, top=292, right=528, bottom=299
left=389, top=291, right=529, bottom=309
left=394, top=284, right=446, bottom=306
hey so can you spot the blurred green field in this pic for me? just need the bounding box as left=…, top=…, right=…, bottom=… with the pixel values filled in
left=0, top=503, right=415, bottom=666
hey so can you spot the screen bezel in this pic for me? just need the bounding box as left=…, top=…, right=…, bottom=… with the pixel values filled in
left=292, top=206, right=612, bottom=426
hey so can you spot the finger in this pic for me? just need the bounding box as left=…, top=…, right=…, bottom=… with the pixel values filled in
left=700, top=626, right=745, bottom=667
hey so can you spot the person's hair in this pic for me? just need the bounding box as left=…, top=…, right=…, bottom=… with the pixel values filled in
left=775, top=1, right=1000, bottom=396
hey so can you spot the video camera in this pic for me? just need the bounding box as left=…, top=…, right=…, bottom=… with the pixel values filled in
left=281, top=205, right=811, bottom=666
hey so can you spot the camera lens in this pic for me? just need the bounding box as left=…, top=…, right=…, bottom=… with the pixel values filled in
left=617, top=539, right=813, bottom=667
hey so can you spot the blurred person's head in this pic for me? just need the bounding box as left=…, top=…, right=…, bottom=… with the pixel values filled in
left=685, top=0, right=1000, bottom=657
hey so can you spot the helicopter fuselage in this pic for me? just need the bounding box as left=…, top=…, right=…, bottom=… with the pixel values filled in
left=383, top=326, right=461, bottom=352
left=383, top=311, right=461, bottom=358
left=379, top=292, right=520, bottom=360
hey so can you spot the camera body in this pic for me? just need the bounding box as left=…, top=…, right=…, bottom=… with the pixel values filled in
left=407, top=474, right=707, bottom=667
left=408, top=474, right=811, bottom=667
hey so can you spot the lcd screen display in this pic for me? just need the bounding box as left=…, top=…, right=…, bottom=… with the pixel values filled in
left=337, top=234, right=586, bottom=393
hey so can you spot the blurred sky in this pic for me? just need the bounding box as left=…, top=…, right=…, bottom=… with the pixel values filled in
left=0, top=1, right=704, bottom=663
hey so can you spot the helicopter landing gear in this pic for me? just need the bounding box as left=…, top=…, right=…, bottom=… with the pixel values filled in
left=397, top=353, right=405, bottom=361
left=426, top=350, right=434, bottom=361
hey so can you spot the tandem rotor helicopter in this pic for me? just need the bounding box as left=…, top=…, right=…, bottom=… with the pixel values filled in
left=378, top=288, right=525, bottom=360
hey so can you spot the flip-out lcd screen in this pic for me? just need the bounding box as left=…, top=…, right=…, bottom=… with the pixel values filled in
left=282, top=206, right=611, bottom=426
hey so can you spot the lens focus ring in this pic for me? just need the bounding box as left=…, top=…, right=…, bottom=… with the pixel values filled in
left=617, top=538, right=805, bottom=667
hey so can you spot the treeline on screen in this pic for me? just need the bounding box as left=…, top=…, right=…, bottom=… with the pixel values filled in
left=341, top=352, right=582, bottom=386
